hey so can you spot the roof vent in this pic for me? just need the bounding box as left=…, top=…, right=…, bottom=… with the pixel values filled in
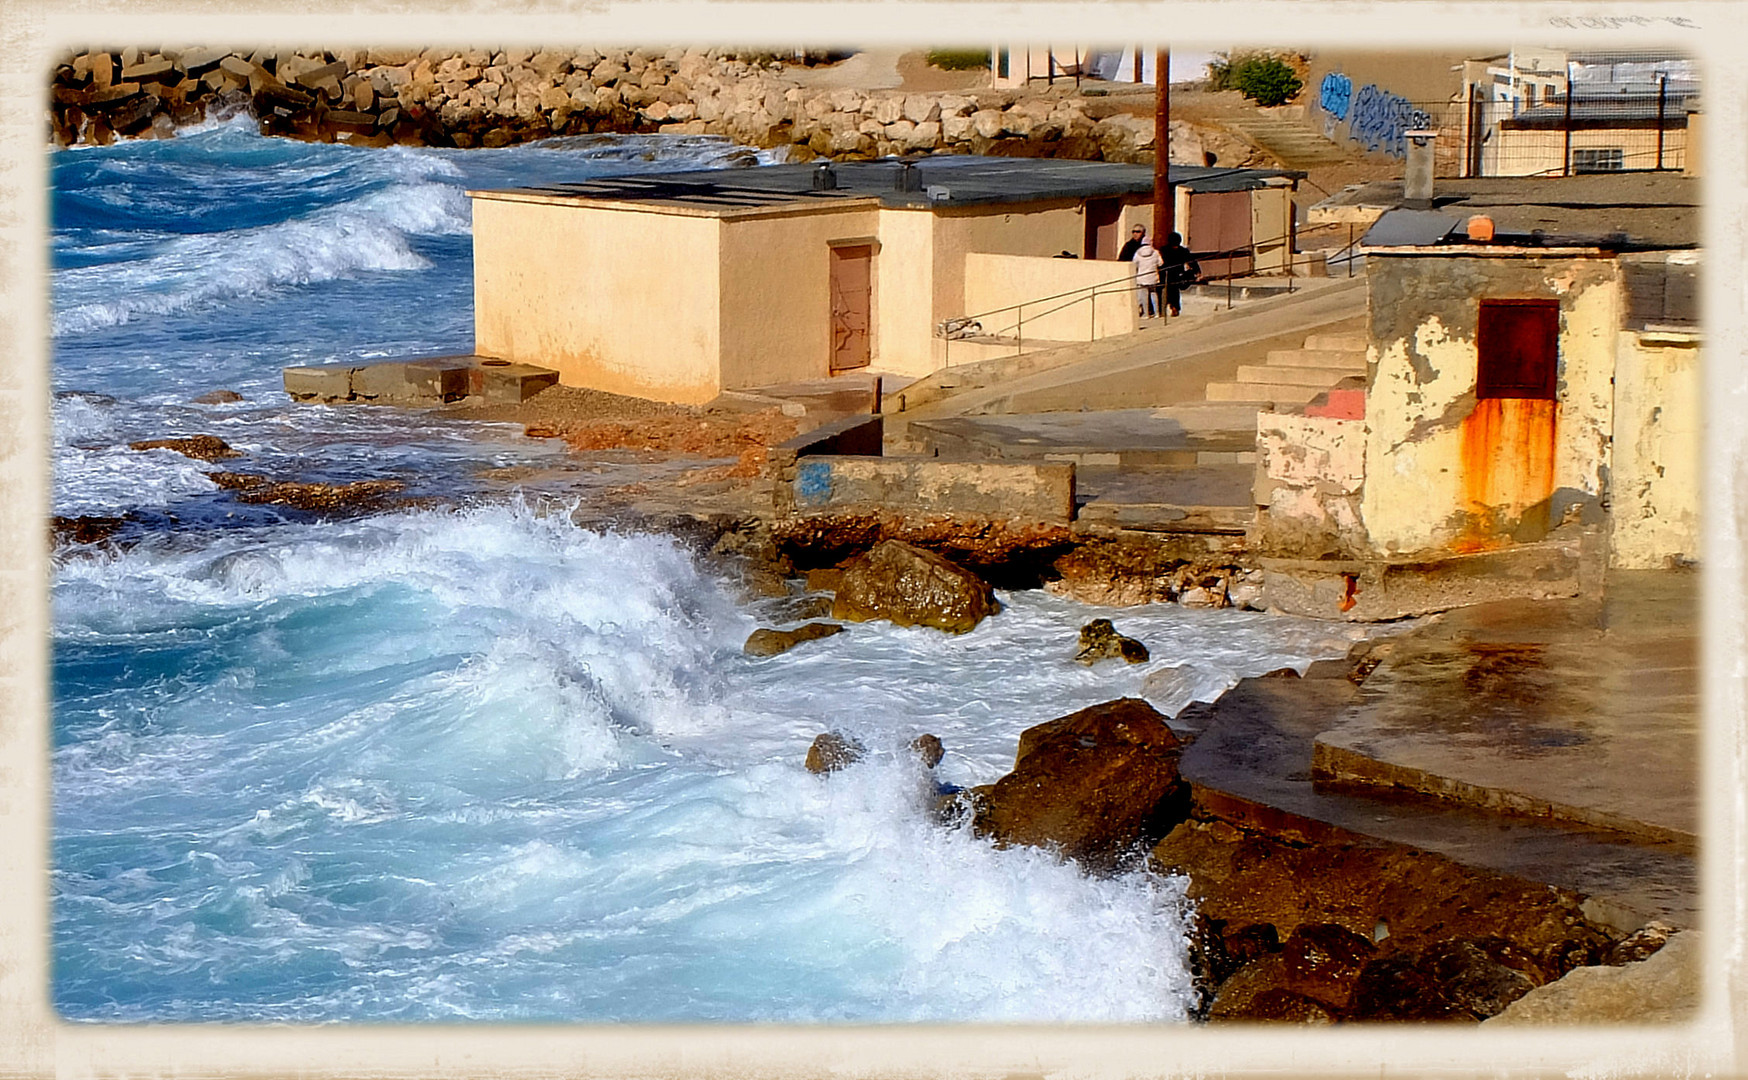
left=812, top=162, right=838, bottom=191
left=1467, top=215, right=1495, bottom=242
left=894, top=160, right=923, bottom=193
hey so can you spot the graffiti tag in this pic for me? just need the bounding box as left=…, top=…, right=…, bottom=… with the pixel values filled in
left=1318, top=72, right=1352, bottom=120
left=1345, top=83, right=1432, bottom=158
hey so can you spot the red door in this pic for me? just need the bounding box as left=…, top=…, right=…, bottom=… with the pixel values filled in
left=1083, top=198, right=1123, bottom=259
left=1185, top=190, right=1253, bottom=279
left=830, top=244, right=872, bottom=372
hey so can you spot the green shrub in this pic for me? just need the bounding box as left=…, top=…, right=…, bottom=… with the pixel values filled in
left=1224, top=54, right=1303, bottom=107
left=926, top=48, right=991, bottom=71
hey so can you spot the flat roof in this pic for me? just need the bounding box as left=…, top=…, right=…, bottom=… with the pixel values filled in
left=1350, top=173, right=1697, bottom=250
left=469, top=157, right=1305, bottom=213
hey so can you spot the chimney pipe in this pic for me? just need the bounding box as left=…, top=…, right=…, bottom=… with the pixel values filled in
left=1403, top=129, right=1436, bottom=209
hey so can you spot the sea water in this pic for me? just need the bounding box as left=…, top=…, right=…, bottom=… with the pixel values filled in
left=50, top=118, right=1362, bottom=1022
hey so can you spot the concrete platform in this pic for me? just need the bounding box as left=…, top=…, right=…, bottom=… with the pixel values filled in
left=1174, top=570, right=1701, bottom=929
left=1311, top=571, right=1699, bottom=850
left=907, top=407, right=1259, bottom=467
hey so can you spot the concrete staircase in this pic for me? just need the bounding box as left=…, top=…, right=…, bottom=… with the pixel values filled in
left=1215, top=111, right=1352, bottom=168
left=1204, top=331, right=1368, bottom=407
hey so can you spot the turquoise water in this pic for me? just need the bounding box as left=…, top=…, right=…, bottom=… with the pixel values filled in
left=51, top=119, right=1360, bottom=1022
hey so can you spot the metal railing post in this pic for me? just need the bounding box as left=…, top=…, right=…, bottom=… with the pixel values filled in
left=1656, top=74, right=1668, bottom=170
left=1348, top=225, right=1355, bottom=278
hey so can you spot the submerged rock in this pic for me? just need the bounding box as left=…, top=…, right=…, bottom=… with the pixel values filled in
left=831, top=539, right=996, bottom=634
left=128, top=434, right=241, bottom=462
left=191, top=389, right=244, bottom=405
left=744, top=621, right=843, bottom=657
left=1073, top=618, right=1149, bottom=664
left=805, top=731, right=865, bottom=774
left=972, top=697, right=1188, bottom=872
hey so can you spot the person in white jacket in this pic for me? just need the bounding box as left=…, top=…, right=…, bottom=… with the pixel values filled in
left=1132, top=240, right=1165, bottom=318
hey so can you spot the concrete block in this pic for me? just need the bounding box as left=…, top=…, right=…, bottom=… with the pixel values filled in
left=349, top=362, right=421, bottom=403
left=283, top=364, right=355, bottom=402
left=403, top=359, right=473, bottom=403
left=787, top=457, right=1074, bottom=522
left=477, top=361, right=559, bottom=403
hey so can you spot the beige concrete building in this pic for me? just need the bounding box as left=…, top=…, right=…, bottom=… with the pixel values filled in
left=467, top=158, right=1302, bottom=403
left=1257, top=173, right=1699, bottom=570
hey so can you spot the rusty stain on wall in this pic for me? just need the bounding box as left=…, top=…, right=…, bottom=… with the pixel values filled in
left=1454, top=397, right=1558, bottom=552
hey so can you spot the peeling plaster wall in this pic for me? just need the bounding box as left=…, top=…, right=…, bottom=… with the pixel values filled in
left=1362, top=253, right=1622, bottom=556
left=1256, top=413, right=1370, bottom=557
left=1611, top=330, right=1701, bottom=567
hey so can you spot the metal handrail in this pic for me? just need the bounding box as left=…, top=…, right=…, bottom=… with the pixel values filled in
left=939, top=225, right=1341, bottom=368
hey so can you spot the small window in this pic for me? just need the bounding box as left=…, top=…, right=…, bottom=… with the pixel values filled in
left=1477, top=299, right=1559, bottom=400
left=1572, top=148, right=1624, bottom=173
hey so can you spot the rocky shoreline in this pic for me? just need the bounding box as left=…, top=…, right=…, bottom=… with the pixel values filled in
left=50, top=45, right=1252, bottom=165
left=54, top=409, right=1692, bottom=1025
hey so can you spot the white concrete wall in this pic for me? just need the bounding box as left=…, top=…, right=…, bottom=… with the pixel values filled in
left=962, top=252, right=1137, bottom=342
left=1611, top=328, right=1701, bottom=567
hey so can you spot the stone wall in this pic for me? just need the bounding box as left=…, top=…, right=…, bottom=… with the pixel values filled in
left=50, top=45, right=1243, bottom=166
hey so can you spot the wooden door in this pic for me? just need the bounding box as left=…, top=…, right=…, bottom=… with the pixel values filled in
left=1459, top=299, right=1560, bottom=545
left=1186, top=190, right=1253, bottom=278
left=1083, top=198, right=1123, bottom=259
left=830, top=244, right=872, bottom=372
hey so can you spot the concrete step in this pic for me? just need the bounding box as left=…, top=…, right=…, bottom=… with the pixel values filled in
left=1206, top=380, right=1322, bottom=405
left=1265, top=348, right=1367, bottom=370
left=1303, top=332, right=1369, bottom=352
left=1235, top=364, right=1361, bottom=388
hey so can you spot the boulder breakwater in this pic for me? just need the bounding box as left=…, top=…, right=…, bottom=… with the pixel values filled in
left=50, top=45, right=1246, bottom=164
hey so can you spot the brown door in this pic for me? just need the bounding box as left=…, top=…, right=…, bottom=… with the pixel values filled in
left=1084, top=198, right=1123, bottom=259
left=1459, top=299, right=1560, bottom=547
left=830, top=244, right=872, bottom=372
left=1185, top=190, right=1253, bottom=278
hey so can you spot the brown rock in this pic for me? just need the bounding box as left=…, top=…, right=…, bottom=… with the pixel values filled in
left=1604, top=919, right=1678, bottom=965
left=191, top=389, right=244, bottom=405
left=1150, top=817, right=1619, bottom=992
left=1073, top=618, right=1149, bottom=664
left=1208, top=956, right=1337, bottom=1023
left=973, top=698, right=1188, bottom=872
left=52, top=515, right=126, bottom=546
left=744, top=621, right=844, bottom=658
left=910, top=733, right=945, bottom=769
left=209, top=473, right=407, bottom=513
left=1278, top=922, right=1376, bottom=1010
left=805, top=731, right=865, bottom=774
left=128, top=434, right=241, bottom=461
left=832, top=539, right=995, bottom=634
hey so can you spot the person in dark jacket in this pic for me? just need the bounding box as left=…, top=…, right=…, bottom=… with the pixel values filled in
left=1117, top=225, right=1146, bottom=263
left=1160, top=232, right=1200, bottom=317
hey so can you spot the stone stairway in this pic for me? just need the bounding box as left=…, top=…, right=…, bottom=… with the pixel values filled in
left=1216, top=111, right=1353, bottom=168
left=1204, top=331, right=1368, bottom=406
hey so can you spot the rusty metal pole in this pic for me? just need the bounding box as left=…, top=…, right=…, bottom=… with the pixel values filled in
left=1153, top=48, right=1174, bottom=318
left=1656, top=73, right=1667, bottom=169
left=1134, top=47, right=1143, bottom=84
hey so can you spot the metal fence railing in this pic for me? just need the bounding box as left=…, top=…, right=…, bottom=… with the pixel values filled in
left=1309, top=83, right=1693, bottom=177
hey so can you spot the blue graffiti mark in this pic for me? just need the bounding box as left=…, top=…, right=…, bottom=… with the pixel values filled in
left=1344, top=83, right=1432, bottom=158
left=1318, top=72, right=1352, bottom=120
left=795, top=459, right=833, bottom=506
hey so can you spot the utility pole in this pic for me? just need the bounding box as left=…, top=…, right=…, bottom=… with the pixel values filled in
left=1153, top=47, right=1173, bottom=251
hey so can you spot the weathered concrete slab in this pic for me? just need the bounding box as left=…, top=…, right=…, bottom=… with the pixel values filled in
left=1075, top=463, right=1256, bottom=534
left=284, top=356, right=555, bottom=406
left=1310, top=570, right=1699, bottom=850
left=283, top=364, right=356, bottom=402
left=476, top=361, right=560, bottom=403
left=1261, top=538, right=1586, bottom=622
left=772, top=414, right=882, bottom=465
left=786, top=456, right=1074, bottom=522
left=907, top=407, right=1258, bottom=466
